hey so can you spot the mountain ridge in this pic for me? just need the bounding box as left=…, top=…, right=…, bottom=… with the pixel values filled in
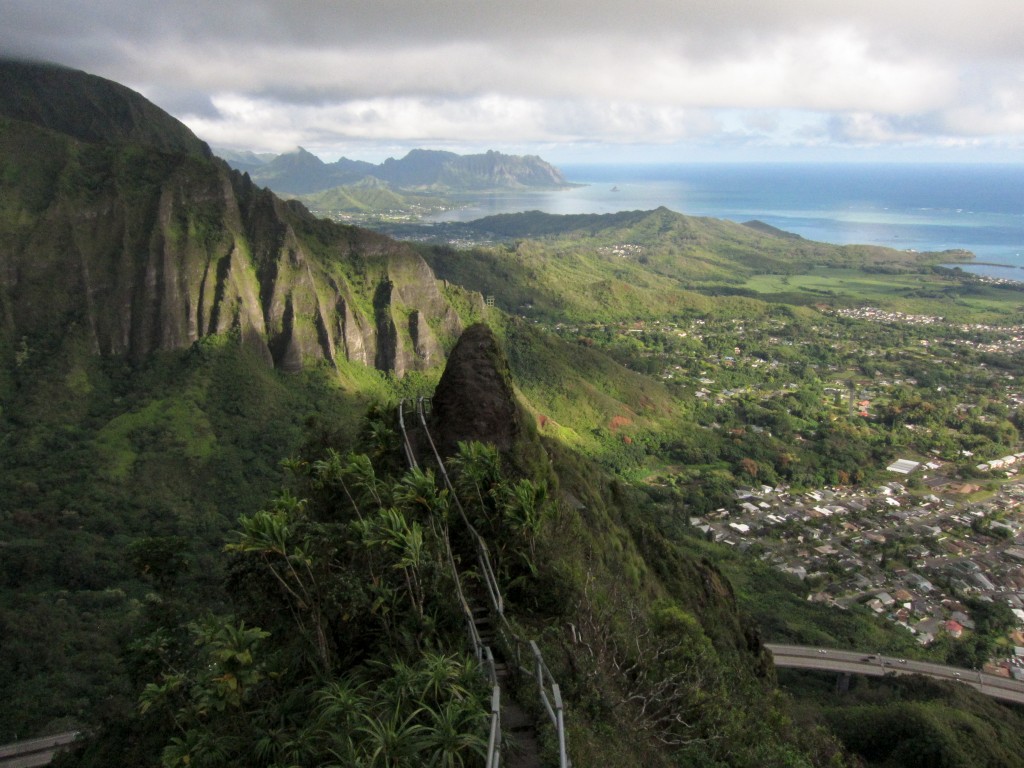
left=0, top=59, right=211, bottom=159
left=224, top=145, right=571, bottom=195
left=0, top=59, right=478, bottom=376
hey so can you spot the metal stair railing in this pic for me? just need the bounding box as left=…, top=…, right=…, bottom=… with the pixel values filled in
left=397, top=399, right=419, bottom=470
left=397, top=399, right=503, bottom=768
left=486, top=684, right=502, bottom=768
left=415, top=397, right=571, bottom=768
left=532, top=642, right=569, bottom=768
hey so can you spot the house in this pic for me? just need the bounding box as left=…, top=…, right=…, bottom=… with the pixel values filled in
left=944, top=620, right=965, bottom=639
left=999, top=548, right=1024, bottom=565
left=972, top=572, right=997, bottom=591
left=950, top=611, right=976, bottom=630
left=887, top=459, right=921, bottom=474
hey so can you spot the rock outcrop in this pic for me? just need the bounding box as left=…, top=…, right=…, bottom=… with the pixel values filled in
left=429, top=324, right=524, bottom=458
left=0, top=60, right=464, bottom=375
left=424, top=323, right=552, bottom=508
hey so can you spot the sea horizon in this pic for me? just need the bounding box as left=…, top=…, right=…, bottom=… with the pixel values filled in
left=429, top=162, right=1024, bottom=280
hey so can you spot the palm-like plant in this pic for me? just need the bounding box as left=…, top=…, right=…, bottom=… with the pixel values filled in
left=140, top=442, right=494, bottom=768
left=416, top=652, right=476, bottom=706
left=311, top=447, right=364, bottom=520
left=395, top=467, right=446, bottom=517
left=344, top=451, right=390, bottom=508
left=356, top=506, right=429, bottom=620
left=499, top=478, right=549, bottom=566
left=449, top=441, right=501, bottom=522
left=355, top=706, right=429, bottom=768
left=311, top=676, right=371, bottom=764
left=226, top=495, right=333, bottom=668
left=422, top=698, right=488, bottom=768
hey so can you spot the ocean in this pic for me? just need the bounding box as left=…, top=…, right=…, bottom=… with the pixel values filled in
left=428, top=163, right=1024, bottom=279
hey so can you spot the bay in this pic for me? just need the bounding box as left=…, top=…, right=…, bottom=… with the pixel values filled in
left=428, top=163, right=1024, bottom=280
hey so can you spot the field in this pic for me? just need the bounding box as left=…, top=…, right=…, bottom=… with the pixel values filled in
left=737, top=267, right=1024, bottom=323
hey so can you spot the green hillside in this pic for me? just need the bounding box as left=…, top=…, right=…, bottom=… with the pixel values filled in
left=410, top=208, right=975, bottom=325
left=295, top=177, right=454, bottom=220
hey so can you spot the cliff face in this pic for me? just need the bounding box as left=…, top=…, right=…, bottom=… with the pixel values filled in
left=0, top=62, right=462, bottom=375
left=430, top=323, right=520, bottom=455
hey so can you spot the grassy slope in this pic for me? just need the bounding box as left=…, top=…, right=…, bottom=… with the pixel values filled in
left=784, top=672, right=1024, bottom=768
left=297, top=181, right=441, bottom=214
left=417, top=209, right=990, bottom=327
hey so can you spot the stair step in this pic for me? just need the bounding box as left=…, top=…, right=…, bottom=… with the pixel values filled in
left=500, top=703, right=533, bottom=731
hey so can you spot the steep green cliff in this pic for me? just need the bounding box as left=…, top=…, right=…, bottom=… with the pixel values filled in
left=0, top=60, right=471, bottom=376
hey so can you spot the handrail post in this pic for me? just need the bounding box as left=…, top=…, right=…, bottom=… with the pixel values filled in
left=553, top=684, right=569, bottom=768
left=486, top=685, right=502, bottom=768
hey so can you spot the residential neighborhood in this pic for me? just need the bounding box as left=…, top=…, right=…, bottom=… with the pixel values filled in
left=690, top=470, right=1024, bottom=679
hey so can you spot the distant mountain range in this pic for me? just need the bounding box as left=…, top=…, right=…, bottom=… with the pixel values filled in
left=217, top=146, right=571, bottom=195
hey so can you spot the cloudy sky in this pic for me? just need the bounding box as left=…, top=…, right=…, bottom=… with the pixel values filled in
left=3, top=0, right=1024, bottom=164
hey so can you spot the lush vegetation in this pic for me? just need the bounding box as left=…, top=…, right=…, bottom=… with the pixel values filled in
left=7, top=62, right=1024, bottom=767
left=0, top=334, right=365, bottom=742
left=782, top=673, right=1024, bottom=768
left=8, top=207, right=1024, bottom=765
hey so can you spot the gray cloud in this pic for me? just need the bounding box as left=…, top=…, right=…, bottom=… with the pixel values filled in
left=2, top=0, right=1024, bottom=159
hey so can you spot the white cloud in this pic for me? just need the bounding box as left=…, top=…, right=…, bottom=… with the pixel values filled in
left=3, top=0, right=1024, bottom=157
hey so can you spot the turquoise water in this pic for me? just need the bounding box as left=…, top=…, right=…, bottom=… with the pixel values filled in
left=429, top=163, right=1024, bottom=279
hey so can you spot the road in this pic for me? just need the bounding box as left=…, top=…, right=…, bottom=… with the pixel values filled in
left=766, top=644, right=1024, bottom=705
left=0, top=732, right=78, bottom=768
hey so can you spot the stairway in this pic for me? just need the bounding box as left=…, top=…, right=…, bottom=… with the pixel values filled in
left=472, top=607, right=542, bottom=768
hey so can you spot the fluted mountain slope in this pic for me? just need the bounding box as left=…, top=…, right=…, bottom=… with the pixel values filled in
left=0, top=60, right=469, bottom=375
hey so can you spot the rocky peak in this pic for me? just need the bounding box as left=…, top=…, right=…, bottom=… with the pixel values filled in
left=428, top=323, right=522, bottom=459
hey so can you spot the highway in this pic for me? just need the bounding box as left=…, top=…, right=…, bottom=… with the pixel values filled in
left=767, top=644, right=1024, bottom=705
left=0, top=731, right=78, bottom=768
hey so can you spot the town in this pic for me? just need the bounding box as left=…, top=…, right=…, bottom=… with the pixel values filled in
left=542, top=304, right=1024, bottom=676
